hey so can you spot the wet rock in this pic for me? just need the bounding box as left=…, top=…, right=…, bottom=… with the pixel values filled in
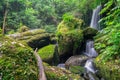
left=65, top=55, right=88, bottom=69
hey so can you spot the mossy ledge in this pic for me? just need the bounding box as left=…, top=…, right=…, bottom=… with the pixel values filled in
left=43, top=63, right=84, bottom=80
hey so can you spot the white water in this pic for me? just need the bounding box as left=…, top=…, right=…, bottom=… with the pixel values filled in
left=84, top=40, right=98, bottom=58
left=84, top=40, right=98, bottom=80
left=84, top=59, right=97, bottom=74
left=84, top=40, right=98, bottom=74
left=90, top=5, right=102, bottom=30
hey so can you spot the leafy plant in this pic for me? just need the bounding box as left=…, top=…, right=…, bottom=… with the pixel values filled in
left=94, top=0, right=120, bottom=61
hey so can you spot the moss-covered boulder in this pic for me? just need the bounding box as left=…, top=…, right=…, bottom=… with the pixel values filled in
left=43, top=63, right=84, bottom=80
left=0, top=36, right=38, bottom=80
left=38, top=44, right=59, bottom=65
left=38, top=44, right=55, bottom=64
left=57, top=17, right=84, bottom=59
left=8, top=29, right=54, bottom=49
left=83, top=27, right=98, bottom=39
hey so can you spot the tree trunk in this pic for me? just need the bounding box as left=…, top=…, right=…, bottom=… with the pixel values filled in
left=2, top=9, right=8, bottom=35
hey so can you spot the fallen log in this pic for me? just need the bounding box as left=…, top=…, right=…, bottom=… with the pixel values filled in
left=34, top=48, right=47, bottom=80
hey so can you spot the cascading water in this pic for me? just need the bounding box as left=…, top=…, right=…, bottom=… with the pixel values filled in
left=90, top=5, right=102, bottom=30
left=84, top=40, right=98, bottom=80
left=84, top=40, right=98, bottom=58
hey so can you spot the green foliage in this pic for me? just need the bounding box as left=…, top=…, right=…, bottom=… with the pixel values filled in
left=43, top=25, right=57, bottom=33
left=0, top=0, right=98, bottom=33
left=94, top=0, right=120, bottom=62
left=62, top=13, right=74, bottom=22
left=0, top=36, right=38, bottom=80
left=95, top=26, right=120, bottom=61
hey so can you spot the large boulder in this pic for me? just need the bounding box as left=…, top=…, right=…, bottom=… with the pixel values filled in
left=65, top=55, right=88, bottom=69
left=0, top=36, right=38, bottom=80
left=57, top=17, right=84, bottom=60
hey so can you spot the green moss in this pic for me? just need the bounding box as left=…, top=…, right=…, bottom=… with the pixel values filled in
left=38, top=45, right=55, bottom=63
left=0, top=36, right=38, bottom=80
left=57, top=17, right=84, bottom=56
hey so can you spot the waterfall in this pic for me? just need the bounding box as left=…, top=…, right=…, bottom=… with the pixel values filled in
left=83, top=5, right=102, bottom=78
left=84, top=5, right=102, bottom=74
left=84, top=40, right=98, bottom=58
left=90, top=5, right=102, bottom=30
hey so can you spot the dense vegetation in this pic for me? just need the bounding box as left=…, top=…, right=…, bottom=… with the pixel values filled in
left=0, top=0, right=97, bottom=34
left=0, top=0, right=120, bottom=80
left=94, top=0, right=120, bottom=79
